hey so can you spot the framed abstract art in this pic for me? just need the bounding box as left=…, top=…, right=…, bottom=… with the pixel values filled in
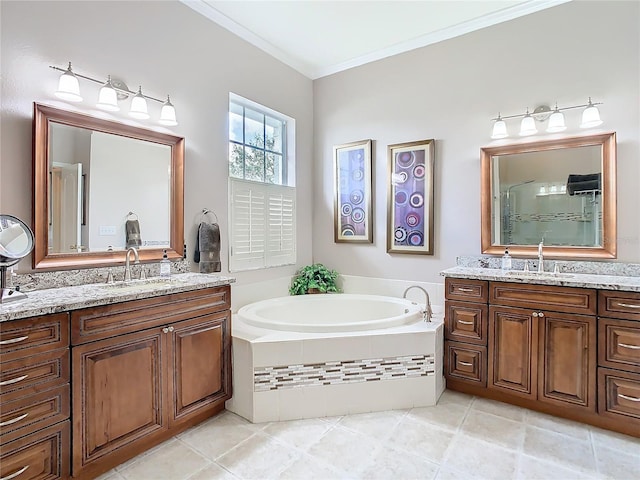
left=333, top=139, right=373, bottom=243
left=387, top=139, right=435, bottom=254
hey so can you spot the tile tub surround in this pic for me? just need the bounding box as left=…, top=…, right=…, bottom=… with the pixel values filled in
left=226, top=312, right=445, bottom=423
left=0, top=272, right=235, bottom=321
left=441, top=266, right=640, bottom=292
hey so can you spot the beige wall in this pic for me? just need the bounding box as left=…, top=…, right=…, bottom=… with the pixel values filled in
left=313, top=0, right=640, bottom=282
left=0, top=0, right=314, bottom=283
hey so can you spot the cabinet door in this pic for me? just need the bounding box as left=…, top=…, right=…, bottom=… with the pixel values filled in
left=169, top=311, right=231, bottom=426
left=0, top=420, right=70, bottom=480
left=538, top=312, right=596, bottom=411
left=488, top=306, right=538, bottom=399
left=72, top=328, right=167, bottom=475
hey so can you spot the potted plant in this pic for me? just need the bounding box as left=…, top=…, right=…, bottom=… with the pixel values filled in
left=289, top=263, right=341, bottom=295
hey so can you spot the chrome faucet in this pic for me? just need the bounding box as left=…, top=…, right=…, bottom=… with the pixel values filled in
left=124, top=247, right=139, bottom=282
left=402, top=285, right=432, bottom=322
left=537, top=240, right=544, bottom=273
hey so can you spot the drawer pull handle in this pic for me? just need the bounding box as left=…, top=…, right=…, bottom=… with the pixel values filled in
left=0, top=374, right=28, bottom=386
left=618, top=393, right=640, bottom=402
left=0, top=412, right=29, bottom=427
left=1, top=466, right=29, bottom=480
left=0, top=336, right=28, bottom=346
left=618, top=302, right=640, bottom=309
left=458, top=320, right=474, bottom=325
left=458, top=361, right=474, bottom=367
left=618, top=343, right=640, bottom=350
left=457, top=288, right=474, bottom=293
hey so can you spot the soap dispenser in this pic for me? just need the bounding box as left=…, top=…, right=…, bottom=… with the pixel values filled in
left=501, top=248, right=512, bottom=271
left=160, top=250, right=171, bottom=278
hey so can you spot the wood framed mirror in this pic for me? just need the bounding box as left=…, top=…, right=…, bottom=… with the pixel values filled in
left=480, top=131, right=616, bottom=259
left=33, top=103, right=184, bottom=270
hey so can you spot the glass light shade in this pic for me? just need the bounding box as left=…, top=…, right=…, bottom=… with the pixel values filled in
left=159, top=96, right=178, bottom=126
left=55, top=63, right=82, bottom=102
left=96, top=77, right=119, bottom=112
left=129, top=87, right=150, bottom=119
left=491, top=118, right=508, bottom=139
left=546, top=110, right=566, bottom=132
left=580, top=104, right=602, bottom=128
left=519, top=114, right=537, bottom=136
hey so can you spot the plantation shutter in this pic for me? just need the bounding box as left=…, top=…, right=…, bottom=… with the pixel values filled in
left=229, top=178, right=296, bottom=271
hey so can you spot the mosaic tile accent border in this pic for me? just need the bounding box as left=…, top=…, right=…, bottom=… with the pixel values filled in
left=254, top=354, right=435, bottom=392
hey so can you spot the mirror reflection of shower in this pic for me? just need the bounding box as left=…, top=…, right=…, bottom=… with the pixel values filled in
left=502, top=180, right=534, bottom=244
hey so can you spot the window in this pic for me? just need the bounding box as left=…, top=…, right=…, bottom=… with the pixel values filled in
left=228, top=94, right=296, bottom=272
left=229, top=100, right=286, bottom=185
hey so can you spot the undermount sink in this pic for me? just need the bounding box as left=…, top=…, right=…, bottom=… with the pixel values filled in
left=99, top=278, right=186, bottom=293
left=506, top=271, right=575, bottom=279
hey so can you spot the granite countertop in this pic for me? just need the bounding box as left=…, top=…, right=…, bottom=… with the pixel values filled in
left=0, top=273, right=236, bottom=322
left=441, top=266, right=640, bottom=292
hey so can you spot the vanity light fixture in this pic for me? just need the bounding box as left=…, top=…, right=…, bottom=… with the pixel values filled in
left=159, top=95, right=178, bottom=126
left=519, top=108, right=537, bottom=136
left=50, top=62, right=178, bottom=126
left=490, top=113, right=508, bottom=139
left=546, top=103, right=567, bottom=133
left=580, top=97, right=603, bottom=128
left=96, top=75, right=119, bottom=112
left=490, top=97, right=602, bottom=139
left=129, top=86, right=150, bottom=120
left=54, top=62, right=83, bottom=102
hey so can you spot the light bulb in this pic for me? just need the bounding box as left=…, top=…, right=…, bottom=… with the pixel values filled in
left=55, top=62, right=82, bottom=102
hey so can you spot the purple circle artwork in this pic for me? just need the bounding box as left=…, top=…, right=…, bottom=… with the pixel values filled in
left=338, top=147, right=367, bottom=238
left=393, top=148, right=426, bottom=247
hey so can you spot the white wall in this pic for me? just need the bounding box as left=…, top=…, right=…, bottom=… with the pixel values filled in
left=313, top=0, right=640, bottom=283
left=0, top=0, right=314, bottom=284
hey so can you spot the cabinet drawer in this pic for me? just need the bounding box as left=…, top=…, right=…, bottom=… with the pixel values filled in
left=0, top=314, right=69, bottom=362
left=489, top=282, right=596, bottom=315
left=599, top=318, right=640, bottom=373
left=445, top=278, right=488, bottom=303
left=598, top=368, right=640, bottom=420
left=71, top=285, right=230, bottom=345
left=445, top=301, right=487, bottom=345
left=445, top=341, right=487, bottom=386
left=0, top=349, right=70, bottom=400
left=599, top=291, right=640, bottom=321
left=0, top=385, right=70, bottom=444
left=0, top=420, right=69, bottom=480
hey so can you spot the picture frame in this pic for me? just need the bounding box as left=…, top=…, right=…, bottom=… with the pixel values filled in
left=334, top=139, right=373, bottom=243
left=387, top=139, right=435, bottom=255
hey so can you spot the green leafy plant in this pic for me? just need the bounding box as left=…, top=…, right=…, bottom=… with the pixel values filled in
left=289, top=263, right=341, bottom=295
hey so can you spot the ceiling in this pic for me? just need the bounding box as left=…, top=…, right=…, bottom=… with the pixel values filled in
left=182, top=0, right=569, bottom=79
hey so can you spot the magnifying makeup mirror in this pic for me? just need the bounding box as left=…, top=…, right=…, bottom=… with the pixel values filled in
left=0, top=214, right=35, bottom=303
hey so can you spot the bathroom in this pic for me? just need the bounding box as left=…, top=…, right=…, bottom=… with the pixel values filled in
left=1, top=1, right=639, bottom=479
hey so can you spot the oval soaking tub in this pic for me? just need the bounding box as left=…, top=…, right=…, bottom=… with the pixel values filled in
left=236, top=293, right=424, bottom=332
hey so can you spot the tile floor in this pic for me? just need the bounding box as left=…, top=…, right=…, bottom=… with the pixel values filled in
left=97, top=390, right=639, bottom=480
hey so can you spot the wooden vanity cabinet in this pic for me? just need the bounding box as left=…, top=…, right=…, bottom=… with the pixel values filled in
left=488, top=283, right=597, bottom=413
left=597, top=290, right=640, bottom=426
left=71, top=286, right=232, bottom=479
left=0, top=313, right=71, bottom=480
left=444, top=278, right=489, bottom=388
left=445, top=277, right=640, bottom=437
